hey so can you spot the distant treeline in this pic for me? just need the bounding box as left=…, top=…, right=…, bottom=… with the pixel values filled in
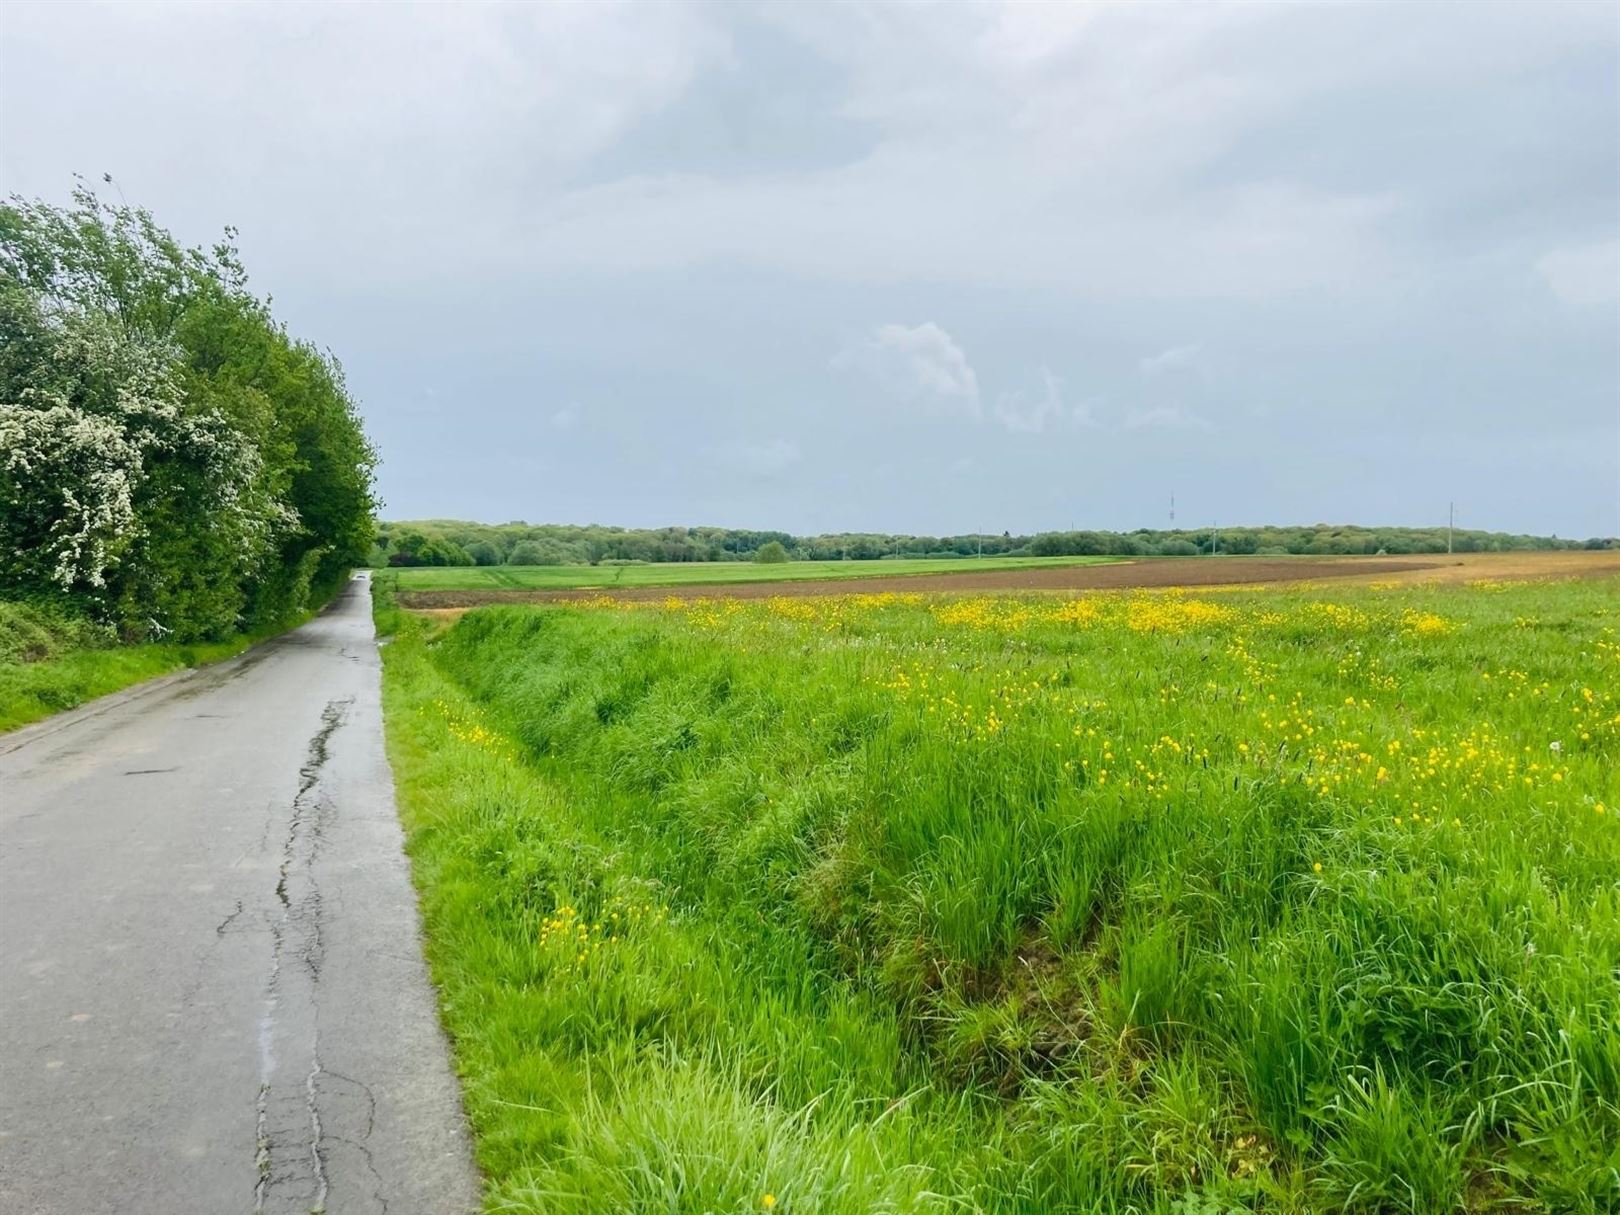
left=1, top=188, right=376, bottom=642
left=376, top=519, right=1614, bottom=568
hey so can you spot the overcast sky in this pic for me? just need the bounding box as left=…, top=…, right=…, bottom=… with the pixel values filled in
left=3, top=1, right=1617, bottom=537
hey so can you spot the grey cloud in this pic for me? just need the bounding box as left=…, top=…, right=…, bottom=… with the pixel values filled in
left=3, top=0, right=1614, bottom=537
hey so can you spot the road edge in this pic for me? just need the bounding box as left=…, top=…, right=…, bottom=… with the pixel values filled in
left=0, top=579, right=358, bottom=754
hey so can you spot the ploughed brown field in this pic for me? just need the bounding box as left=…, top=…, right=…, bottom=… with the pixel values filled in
left=398, top=550, right=1620, bottom=612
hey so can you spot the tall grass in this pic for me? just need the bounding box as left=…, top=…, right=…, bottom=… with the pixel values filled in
left=381, top=578, right=1620, bottom=1212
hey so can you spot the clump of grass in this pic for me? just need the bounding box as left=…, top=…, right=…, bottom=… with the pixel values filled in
left=0, top=600, right=115, bottom=665
left=383, top=578, right=1620, bottom=1212
left=371, top=570, right=404, bottom=637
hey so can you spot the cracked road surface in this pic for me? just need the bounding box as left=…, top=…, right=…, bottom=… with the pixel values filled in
left=0, top=575, right=480, bottom=1214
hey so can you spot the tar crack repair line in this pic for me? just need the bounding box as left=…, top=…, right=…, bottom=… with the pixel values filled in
left=255, top=696, right=351, bottom=1215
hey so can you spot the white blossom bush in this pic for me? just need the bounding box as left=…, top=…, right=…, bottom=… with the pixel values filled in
left=0, top=403, right=139, bottom=590
left=1, top=285, right=286, bottom=638
left=1, top=188, right=375, bottom=642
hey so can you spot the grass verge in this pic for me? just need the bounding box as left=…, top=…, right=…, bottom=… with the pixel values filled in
left=380, top=578, right=1620, bottom=1213
left=0, top=594, right=333, bottom=734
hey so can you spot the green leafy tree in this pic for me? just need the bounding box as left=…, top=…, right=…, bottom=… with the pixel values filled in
left=0, top=186, right=376, bottom=640
left=755, top=540, right=790, bottom=564
left=380, top=518, right=1597, bottom=570
left=507, top=540, right=563, bottom=566
left=465, top=540, right=501, bottom=567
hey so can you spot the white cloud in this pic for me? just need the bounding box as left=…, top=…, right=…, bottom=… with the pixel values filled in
left=839, top=340, right=1099, bottom=435
left=715, top=437, right=801, bottom=477
left=551, top=403, right=582, bottom=429
left=1536, top=240, right=1620, bottom=307
left=993, top=368, right=1095, bottom=433
left=834, top=322, right=981, bottom=414
left=1139, top=344, right=1202, bottom=377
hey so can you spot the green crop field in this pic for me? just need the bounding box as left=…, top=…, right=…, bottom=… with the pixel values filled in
left=378, top=577, right=1619, bottom=1213
left=386, top=554, right=1120, bottom=592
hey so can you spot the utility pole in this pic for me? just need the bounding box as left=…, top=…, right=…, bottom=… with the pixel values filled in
left=1448, top=502, right=1454, bottom=555
left=1212, top=521, right=1218, bottom=556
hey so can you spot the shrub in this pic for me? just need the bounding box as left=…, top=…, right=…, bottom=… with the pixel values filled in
left=0, top=601, right=114, bottom=664
left=755, top=540, right=790, bottom=564
left=508, top=540, right=565, bottom=566
left=0, top=187, right=376, bottom=641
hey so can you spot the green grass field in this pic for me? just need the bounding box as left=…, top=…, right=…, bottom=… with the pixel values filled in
left=379, top=579, right=1619, bottom=1213
left=387, top=554, right=1119, bottom=591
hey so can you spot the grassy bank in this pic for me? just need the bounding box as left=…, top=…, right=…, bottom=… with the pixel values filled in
left=0, top=595, right=330, bottom=734
left=387, top=554, right=1119, bottom=593
left=380, top=579, right=1619, bottom=1212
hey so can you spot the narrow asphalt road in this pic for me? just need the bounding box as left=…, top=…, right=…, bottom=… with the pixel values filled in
left=0, top=575, right=480, bottom=1214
